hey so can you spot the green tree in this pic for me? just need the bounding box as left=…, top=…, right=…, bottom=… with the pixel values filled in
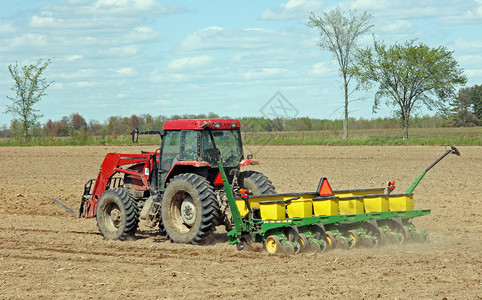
left=207, top=112, right=220, bottom=119
left=449, top=86, right=479, bottom=127
left=466, top=84, right=481, bottom=124
left=88, top=120, right=104, bottom=136
left=71, top=113, right=87, bottom=131
left=308, top=8, right=373, bottom=140
left=353, top=40, right=467, bottom=140
left=239, top=117, right=273, bottom=132
left=296, top=117, right=313, bottom=131
left=5, top=59, right=53, bottom=141
left=128, top=114, right=142, bottom=130
left=9, top=119, right=23, bottom=139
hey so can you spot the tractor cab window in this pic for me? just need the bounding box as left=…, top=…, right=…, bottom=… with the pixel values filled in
left=200, top=130, right=243, bottom=167
left=160, top=131, right=181, bottom=172
left=179, top=130, right=198, bottom=161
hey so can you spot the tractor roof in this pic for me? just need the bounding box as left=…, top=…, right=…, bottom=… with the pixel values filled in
left=162, top=119, right=241, bottom=131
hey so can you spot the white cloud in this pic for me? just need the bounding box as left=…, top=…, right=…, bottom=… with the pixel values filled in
left=243, top=68, right=287, bottom=80
left=58, top=69, right=97, bottom=80
left=459, top=54, right=482, bottom=66
left=380, top=20, right=414, bottom=34
left=64, top=55, right=83, bottom=62
left=442, top=0, right=482, bottom=24
left=103, top=45, right=139, bottom=57
left=50, top=82, right=63, bottom=90
left=92, top=0, right=182, bottom=14
left=125, top=26, right=159, bottom=43
left=29, top=13, right=61, bottom=28
left=0, top=0, right=180, bottom=61
left=261, top=0, right=325, bottom=21
left=452, top=40, right=482, bottom=54
left=179, top=26, right=288, bottom=52
left=73, top=81, right=96, bottom=88
left=6, top=34, right=48, bottom=49
left=464, top=69, right=482, bottom=77
left=350, top=0, right=480, bottom=25
left=310, top=62, right=334, bottom=76
left=116, top=67, right=138, bottom=77
left=150, top=71, right=188, bottom=83
left=0, top=21, right=16, bottom=34
left=154, top=99, right=170, bottom=106
left=167, top=56, right=214, bottom=70
left=350, top=0, right=391, bottom=11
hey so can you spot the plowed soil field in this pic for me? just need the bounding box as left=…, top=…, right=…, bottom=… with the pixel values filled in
left=0, top=145, right=480, bottom=299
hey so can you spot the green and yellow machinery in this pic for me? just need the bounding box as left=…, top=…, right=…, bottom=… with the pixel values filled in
left=218, top=145, right=460, bottom=254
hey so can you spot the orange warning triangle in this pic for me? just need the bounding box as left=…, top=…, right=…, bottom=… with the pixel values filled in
left=213, top=172, right=224, bottom=186
left=317, top=178, right=333, bottom=196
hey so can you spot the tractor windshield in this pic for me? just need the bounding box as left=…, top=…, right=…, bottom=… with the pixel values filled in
left=201, top=129, right=243, bottom=167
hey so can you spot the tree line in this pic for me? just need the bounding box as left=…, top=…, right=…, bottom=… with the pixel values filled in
left=0, top=112, right=467, bottom=139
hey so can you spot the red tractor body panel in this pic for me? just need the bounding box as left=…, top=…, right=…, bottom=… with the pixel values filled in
left=162, top=161, right=212, bottom=187
left=82, top=153, right=155, bottom=218
left=239, top=159, right=259, bottom=166
left=162, top=119, right=240, bottom=130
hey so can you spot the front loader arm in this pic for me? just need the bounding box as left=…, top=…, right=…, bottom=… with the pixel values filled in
left=80, top=153, right=153, bottom=218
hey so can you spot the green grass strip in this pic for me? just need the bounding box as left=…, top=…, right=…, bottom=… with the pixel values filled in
left=1, top=127, right=480, bottom=146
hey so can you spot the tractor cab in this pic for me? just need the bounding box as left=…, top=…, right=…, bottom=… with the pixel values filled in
left=158, top=119, right=244, bottom=189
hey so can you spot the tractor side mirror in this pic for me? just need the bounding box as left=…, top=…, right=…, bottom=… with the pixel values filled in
left=132, top=128, right=139, bottom=143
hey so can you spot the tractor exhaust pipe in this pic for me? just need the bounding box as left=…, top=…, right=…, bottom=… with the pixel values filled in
left=406, top=146, right=460, bottom=193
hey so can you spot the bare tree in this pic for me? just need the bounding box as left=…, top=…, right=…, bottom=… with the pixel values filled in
left=6, top=59, right=53, bottom=141
left=308, top=8, right=373, bottom=139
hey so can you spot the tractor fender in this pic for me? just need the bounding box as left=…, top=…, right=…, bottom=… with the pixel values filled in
left=239, top=159, right=259, bottom=167
left=163, top=161, right=211, bottom=188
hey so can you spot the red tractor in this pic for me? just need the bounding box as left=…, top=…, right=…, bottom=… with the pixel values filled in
left=80, top=119, right=275, bottom=244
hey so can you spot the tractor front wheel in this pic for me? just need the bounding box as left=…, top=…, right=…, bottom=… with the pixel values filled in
left=96, top=188, right=139, bottom=240
left=161, top=173, right=220, bottom=244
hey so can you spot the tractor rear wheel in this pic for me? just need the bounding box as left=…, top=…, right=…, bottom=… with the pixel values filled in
left=238, top=171, right=276, bottom=195
left=161, top=173, right=220, bottom=244
left=96, top=188, right=139, bottom=240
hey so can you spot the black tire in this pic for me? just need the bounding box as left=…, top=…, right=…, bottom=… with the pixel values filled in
left=96, top=188, right=139, bottom=240
left=336, top=237, right=349, bottom=250
left=325, top=231, right=336, bottom=250
left=376, top=227, right=387, bottom=246
left=238, top=171, right=276, bottom=195
left=346, top=230, right=360, bottom=248
left=161, top=173, right=220, bottom=244
left=283, top=243, right=295, bottom=255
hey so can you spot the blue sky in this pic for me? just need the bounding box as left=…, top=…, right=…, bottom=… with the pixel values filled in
left=1, top=0, right=481, bottom=127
